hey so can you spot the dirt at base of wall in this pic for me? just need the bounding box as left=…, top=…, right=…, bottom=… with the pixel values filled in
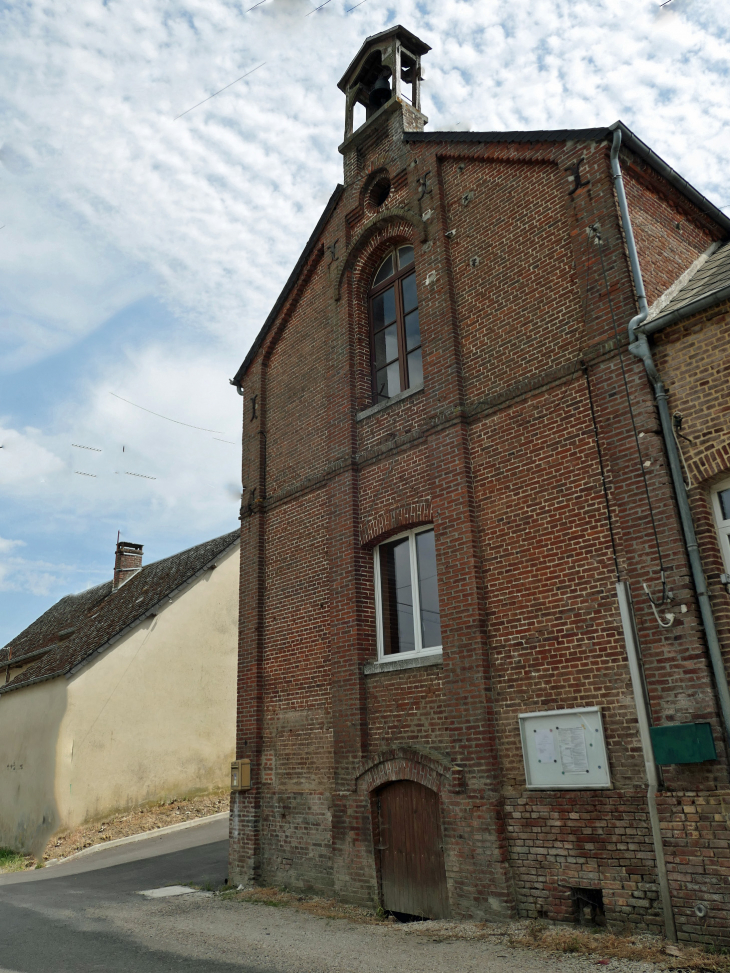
left=38, top=789, right=230, bottom=864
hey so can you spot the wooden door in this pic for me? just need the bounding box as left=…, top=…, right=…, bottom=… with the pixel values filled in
left=375, top=780, right=449, bottom=919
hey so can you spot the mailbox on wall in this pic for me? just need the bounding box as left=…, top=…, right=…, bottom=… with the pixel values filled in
left=519, top=706, right=611, bottom=790
left=231, top=759, right=251, bottom=791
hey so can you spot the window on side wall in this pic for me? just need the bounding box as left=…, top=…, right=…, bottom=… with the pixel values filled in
left=712, top=479, right=730, bottom=574
left=369, top=245, right=423, bottom=404
left=374, top=526, right=442, bottom=660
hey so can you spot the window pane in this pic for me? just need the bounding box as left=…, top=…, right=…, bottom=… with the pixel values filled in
left=401, top=272, right=417, bottom=313
left=398, top=245, right=414, bottom=269
left=376, top=361, right=401, bottom=401
left=374, top=323, right=399, bottom=369
left=373, top=254, right=394, bottom=286
left=379, top=537, right=415, bottom=654
left=720, top=488, right=730, bottom=522
left=404, top=309, right=420, bottom=351
left=407, top=347, right=423, bottom=388
left=416, top=530, right=441, bottom=648
left=372, top=286, right=396, bottom=332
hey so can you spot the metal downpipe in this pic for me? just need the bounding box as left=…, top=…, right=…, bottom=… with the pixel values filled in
left=616, top=581, right=677, bottom=942
left=609, top=127, right=677, bottom=942
left=611, top=128, right=730, bottom=756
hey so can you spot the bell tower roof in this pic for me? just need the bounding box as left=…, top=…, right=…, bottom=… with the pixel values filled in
left=338, top=25, right=431, bottom=149
left=337, top=26, right=431, bottom=93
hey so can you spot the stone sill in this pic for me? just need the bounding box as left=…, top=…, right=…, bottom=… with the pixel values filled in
left=356, top=384, right=423, bottom=422
left=364, top=651, right=442, bottom=675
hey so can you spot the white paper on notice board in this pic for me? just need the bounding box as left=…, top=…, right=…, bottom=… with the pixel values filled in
left=558, top=726, right=589, bottom=773
left=519, top=707, right=611, bottom=789
left=534, top=728, right=556, bottom=764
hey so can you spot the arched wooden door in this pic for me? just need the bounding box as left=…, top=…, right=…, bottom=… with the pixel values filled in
left=374, top=779, right=449, bottom=919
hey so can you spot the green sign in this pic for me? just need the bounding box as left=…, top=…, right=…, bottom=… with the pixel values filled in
left=649, top=723, right=717, bottom=765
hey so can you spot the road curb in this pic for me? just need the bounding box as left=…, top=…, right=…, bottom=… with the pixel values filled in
left=45, top=811, right=229, bottom=867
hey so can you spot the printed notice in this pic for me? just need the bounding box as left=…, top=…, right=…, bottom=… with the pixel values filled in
left=535, top=728, right=556, bottom=764
left=558, top=726, right=589, bottom=773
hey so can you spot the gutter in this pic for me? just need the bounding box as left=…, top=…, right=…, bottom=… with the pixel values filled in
left=640, top=284, right=730, bottom=338
left=608, top=121, right=730, bottom=236
left=612, top=128, right=730, bottom=758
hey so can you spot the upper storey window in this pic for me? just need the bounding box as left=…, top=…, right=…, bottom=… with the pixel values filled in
left=369, top=245, right=422, bottom=403
left=712, top=479, right=730, bottom=574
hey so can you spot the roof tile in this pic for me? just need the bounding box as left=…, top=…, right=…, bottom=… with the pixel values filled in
left=0, top=530, right=240, bottom=695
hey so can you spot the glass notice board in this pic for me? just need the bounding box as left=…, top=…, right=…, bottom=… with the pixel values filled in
left=519, top=707, right=611, bottom=789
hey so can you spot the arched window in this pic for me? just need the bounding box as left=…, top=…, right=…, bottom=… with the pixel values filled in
left=369, top=245, right=422, bottom=403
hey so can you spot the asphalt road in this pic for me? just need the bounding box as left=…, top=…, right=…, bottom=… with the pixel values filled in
left=0, top=819, right=640, bottom=973
left=0, top=817, right=263, bottom=973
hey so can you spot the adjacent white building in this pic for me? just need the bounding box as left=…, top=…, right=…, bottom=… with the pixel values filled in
left=0, top=531, right=239, bottom=856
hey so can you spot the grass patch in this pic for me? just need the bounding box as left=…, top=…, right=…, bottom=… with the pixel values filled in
left=0, top=847, right=35, bottom=873
left=510, top=922, right=730, bottom=971
left=221, top=886, right=390, bottom=924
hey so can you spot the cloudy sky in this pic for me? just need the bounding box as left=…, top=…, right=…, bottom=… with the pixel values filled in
left=1, top=0, right=728, bottom=646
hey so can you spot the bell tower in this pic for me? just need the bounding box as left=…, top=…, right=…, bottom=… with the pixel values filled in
left=338, top=26, right=430, bottom=159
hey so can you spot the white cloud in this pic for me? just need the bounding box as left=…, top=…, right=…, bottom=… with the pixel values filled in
left=0, top=536, right=100, bottom=599
left=0, top=425, right=65, bottom=487
left=0, top=536, right=26, bottom=555
left=0, top=0, right=728, bottom=631
left=1, top=0, right=727, bottom=382
left=0, top=552, right=101, bottom=598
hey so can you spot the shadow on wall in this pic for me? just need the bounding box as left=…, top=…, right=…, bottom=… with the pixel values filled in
left=0, top=679, right=67, bottom=857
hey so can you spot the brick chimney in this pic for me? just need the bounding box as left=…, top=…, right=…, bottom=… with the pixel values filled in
left=113, top=541, right=143, bottom=591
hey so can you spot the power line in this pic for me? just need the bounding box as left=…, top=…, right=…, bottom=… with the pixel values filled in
left=72, top=443, right=102, bottom=452
left=109, top=392, right=224, bottom=433
left=306, top=0, right=331, bottom=14
left=174, top=62, right=266, bottom=120
left=345, top=0, right=370, bottom=11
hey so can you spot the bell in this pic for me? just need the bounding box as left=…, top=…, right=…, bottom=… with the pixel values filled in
left=369, top=74, right=392, bottom=111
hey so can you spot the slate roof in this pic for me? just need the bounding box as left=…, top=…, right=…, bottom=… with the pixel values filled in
left=0, top=530, right=240, bottom=696
left=645, top=241, right=730, bottom=328
left=231, top=121, right=730, bottom=387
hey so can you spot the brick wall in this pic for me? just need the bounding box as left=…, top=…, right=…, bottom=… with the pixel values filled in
left=506, top=791, right=663, bottom=929
left=658, top=791, right=730, bottom=947
left=230, top=93, right=730, bottom=940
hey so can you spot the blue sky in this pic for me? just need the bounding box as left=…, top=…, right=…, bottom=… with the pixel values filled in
left=1, top=0, right=729, bottom=646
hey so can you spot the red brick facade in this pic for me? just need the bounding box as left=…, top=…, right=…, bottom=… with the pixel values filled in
left=230, top=30, right=730, bottom=945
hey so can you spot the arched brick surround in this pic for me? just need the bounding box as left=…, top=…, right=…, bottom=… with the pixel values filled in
left=335, top=214, right=421, bottom=301
left=355, top=746, right=451, bottom=797
left=360, top=501, right=433, bottom=547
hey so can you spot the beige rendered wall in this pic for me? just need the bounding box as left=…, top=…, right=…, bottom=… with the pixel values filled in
left=0, top=542, right=238, bottom=854
left=0, top=679, right=67, bottom=856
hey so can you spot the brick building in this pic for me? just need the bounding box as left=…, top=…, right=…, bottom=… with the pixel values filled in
left=229, top=27, right=730, bottom=945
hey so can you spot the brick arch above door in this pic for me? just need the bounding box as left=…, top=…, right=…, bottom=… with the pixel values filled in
left=354, top=746, right=452, bottom=797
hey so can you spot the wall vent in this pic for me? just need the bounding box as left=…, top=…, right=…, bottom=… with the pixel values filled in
left=570, top=887, right=605, bottom=926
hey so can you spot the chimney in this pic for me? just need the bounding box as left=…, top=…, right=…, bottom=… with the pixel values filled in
left=113, top=541, right=143, bottom=591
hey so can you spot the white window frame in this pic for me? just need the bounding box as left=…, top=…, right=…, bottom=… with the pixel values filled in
left=711, top=476, right=730, bottom=576
left=373, top=525, right=443, bottom=662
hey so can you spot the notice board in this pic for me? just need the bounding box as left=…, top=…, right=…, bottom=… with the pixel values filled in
left=519, top=706, right=611, bottom=789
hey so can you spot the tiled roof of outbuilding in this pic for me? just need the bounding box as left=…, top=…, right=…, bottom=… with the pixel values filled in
left=0, top=530, right=240, bottom=696
left=646, top=241, right=730, bottom=324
